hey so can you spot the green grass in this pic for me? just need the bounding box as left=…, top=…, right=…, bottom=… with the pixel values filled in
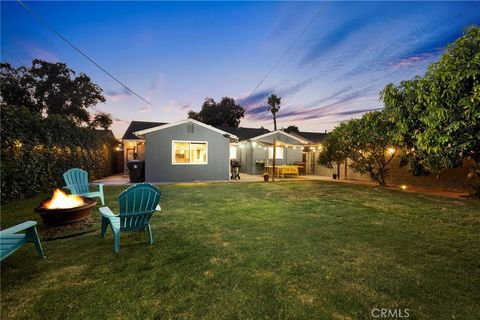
left=1, top=181, right=479, bottom=320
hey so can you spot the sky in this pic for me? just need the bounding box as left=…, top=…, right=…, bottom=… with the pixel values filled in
left=1, top=1, right=479, bottom=138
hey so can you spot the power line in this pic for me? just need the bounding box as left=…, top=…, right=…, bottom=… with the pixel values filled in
left=16, top=0, right=154, bottom=107
left=245, top=1, right=329, bottom=101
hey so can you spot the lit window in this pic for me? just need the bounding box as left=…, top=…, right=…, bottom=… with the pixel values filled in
left=268, top=146, right=284, bottom=159
left=172, top=141, right=207, bottom=164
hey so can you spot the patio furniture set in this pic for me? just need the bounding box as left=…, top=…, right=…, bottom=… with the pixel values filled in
left=0, top=168, right=162, bottom=261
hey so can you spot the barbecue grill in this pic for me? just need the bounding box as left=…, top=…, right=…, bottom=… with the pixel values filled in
left=230, top=160, right=241, bottom=180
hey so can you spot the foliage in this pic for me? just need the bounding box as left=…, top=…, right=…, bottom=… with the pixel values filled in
left=90, top=112, right=113, bottom=130
left=0, top=59, right=105, bottom=124
left=318, top=122, right=350, bottom=178
left=188, top=97, right=245, bottom=127
left=267, top=94, right=281, bottom=130
left=322, top=112, right=397, bottom=186
left=284, top=125, right=299, bottom=134
left=382, top=26, right=480, bottom=175
left=1, top=105, right=117, bottom=203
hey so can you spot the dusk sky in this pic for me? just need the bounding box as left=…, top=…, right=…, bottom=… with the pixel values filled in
left=2, top=1, right=479, bottom=138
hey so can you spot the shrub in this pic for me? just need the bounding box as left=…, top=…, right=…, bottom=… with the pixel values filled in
left=1, top=105, right=117, bottom=203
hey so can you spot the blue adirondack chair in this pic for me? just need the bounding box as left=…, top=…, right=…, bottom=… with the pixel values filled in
left=99, top=183, right=161, bottom=253
left=63, top=168, right=105, bottom=205
left=0, top=221, right=45, bottom=261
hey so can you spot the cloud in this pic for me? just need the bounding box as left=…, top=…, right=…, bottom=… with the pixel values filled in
left=389, top=53, right=436, bottom=69
left=105, top=87, right=133, bottom=102
left=21, top=41, right=59, bottom=62
left=137, top=105, right=152, bottom=113
left=113, top=117, right=129, bottom=124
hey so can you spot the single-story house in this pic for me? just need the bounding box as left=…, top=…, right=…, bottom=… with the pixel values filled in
left=121, top=120, right=327, bottom=182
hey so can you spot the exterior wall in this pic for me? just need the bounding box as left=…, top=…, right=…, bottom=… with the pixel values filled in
left=313, top=154, right=474, bottom=192
left=144, top=122, right=230, bottom=182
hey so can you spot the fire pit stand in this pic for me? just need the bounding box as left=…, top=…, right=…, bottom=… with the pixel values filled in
left=35, top=197, right=97, bottom=227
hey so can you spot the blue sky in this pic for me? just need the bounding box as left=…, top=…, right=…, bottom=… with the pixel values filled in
left=2, top=1, right=479, bottom=137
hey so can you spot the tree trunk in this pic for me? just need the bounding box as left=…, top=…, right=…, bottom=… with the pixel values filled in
left=273, top=115, right=277, bottom=131
left=337, top=162, right=341, bottom=179
left=272, top=138, right=276, bottom=182
left=344, top=160, right=348, bottom=180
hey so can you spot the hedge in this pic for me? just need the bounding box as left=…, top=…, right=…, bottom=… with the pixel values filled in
left=1, top=105, right=118, bottom=203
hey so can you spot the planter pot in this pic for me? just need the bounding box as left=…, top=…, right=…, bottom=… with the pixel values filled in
left=263, top=174, right=269, bottom=182
left=35, top=197, right=97, bottom=227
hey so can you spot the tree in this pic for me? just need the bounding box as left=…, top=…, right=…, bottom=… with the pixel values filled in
left=344, top=111, right=397, bottom=186
left=267, top=94, right=281, bottom=130
left=284, top=125, right=299, bottom=134
left=91, top=112, right=113, bottom=130
left=382, top=26, right=480, bottom=179
left=188, top=97, right=245, bottom=127
left=318, top=122, right=349, bottom=179
left=0, top=59, right=105, bottom=124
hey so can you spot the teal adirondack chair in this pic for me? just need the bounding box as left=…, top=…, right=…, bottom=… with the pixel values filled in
left=99, top=183, right=161, bottom=253
left=63, top=168, right=105, bottom=205
left=0, top=221, right=45, bottom=261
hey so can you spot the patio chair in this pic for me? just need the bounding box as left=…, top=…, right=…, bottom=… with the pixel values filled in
left=0, top=221, right=45, bottom=261
left=99, top=183, right=161, bottom=253
left=63, top=168, right=105, bottom=205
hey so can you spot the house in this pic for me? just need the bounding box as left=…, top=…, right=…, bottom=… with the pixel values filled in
left=121, top=120, right=327, bottom=182
left=134, top=119, right=238, bottom=182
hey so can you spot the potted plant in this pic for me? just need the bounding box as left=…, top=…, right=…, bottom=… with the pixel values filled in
left=263, top=173, right=269, bottom=182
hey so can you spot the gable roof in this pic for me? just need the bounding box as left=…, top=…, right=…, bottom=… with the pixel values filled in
left=134, top=119, right=239, bottom=139
left=251, top=130, right=309, bottom=144
left=213, top=126, right=270, bottom=141
left=295, top=131, right=328, bottom=144
left=122, top=121, right=166, bottom=140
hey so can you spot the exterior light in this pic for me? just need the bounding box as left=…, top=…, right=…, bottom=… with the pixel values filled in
left=115, top=147, right=121, bottom=151
left=387, top=147, right=396, bottom=155
left=401, top=185, right=407, bottom=190
left=252, top=141, right=257, bottom=147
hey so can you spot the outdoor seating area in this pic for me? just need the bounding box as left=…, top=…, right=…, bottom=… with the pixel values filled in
left=1, top=181, right=479, bottom=318
left=265, top=165, right=300, bottom=178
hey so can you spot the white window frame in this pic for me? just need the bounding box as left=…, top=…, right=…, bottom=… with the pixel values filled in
left=172, top=140, right=208, bottom=165
left=268, top=146, right=284, bottom=159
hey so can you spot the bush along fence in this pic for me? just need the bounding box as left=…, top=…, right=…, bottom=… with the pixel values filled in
left=1, top=105, right=118, bottom=203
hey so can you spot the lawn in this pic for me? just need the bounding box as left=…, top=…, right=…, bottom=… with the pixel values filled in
left=1, top=181, right=479, bottom=320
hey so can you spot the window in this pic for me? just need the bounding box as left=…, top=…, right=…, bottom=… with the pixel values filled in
left=172, top=141, right=208, bottom=164
left=268, top=146, right=284, bottom=159
left=229, top=145, right=237, bottom=160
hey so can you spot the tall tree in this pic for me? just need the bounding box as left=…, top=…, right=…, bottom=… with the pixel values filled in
left=284, top=125, right=299, bottom=134
left=0, top=59, right=105, bottom=124
left=188, top=97, right=245, bottom=127
left=382, top=26, right=480, bottom=178
left=91, top=112, right=113, bottom=130
left=267, top=94, right=281, bottom=130
left=318, top=122, right=349, bottom=179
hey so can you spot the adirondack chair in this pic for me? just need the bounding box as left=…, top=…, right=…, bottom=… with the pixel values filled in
left=63, top=168, right=105, bottom=205
left=99, top=183, right=161, bottom=253
left=0, top=221, right=45, bottom=261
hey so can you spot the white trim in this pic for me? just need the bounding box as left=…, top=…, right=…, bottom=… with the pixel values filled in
left=251, top=130, right=309, bottom=144
left=171, top=140, right=208, bottom=165
left=134, top=119, right=239, bottom=139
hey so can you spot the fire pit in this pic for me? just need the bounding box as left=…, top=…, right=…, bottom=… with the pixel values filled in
left=35, top=189, right=97, bottom=227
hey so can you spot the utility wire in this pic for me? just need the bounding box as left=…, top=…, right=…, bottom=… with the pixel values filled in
left=245, top=1, right=329, bottom=100
left=16, top=0, right=154, bottom=107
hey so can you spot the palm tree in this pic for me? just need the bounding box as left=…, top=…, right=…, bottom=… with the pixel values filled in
left=267, top=94, right=281, bottom=131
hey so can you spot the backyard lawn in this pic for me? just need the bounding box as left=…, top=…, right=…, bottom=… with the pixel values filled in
left=1, top=181, right=479, bottom=320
